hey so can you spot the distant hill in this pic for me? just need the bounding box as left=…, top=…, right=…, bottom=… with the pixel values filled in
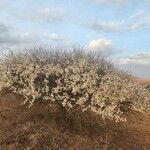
left=130, top=76, right=150, bottom=85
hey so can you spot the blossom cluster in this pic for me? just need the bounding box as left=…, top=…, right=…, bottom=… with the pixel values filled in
left=0, top=49, right=149, bottom=122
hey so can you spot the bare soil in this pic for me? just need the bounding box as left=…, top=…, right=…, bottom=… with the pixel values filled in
left=0, top=91, right=150, bottom=150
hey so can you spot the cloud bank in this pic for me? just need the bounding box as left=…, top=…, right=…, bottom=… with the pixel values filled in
left=89, top=10, right=150, bottom=33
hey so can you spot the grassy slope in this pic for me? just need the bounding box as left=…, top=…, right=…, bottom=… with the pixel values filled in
left=0, top=91, right=150, bottom=150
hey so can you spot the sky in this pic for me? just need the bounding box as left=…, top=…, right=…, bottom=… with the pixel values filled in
left=0, top=0, right=150, bottom=79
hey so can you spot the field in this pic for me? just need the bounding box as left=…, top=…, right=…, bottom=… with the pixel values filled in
left=0, top=49, right=150, bottom=149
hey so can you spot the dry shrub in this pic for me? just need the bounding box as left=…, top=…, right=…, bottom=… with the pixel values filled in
left=0, top=47, right=149, bottom=123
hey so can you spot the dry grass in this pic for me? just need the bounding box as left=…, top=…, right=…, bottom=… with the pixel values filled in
left=0, top=91, right=150, bottom=150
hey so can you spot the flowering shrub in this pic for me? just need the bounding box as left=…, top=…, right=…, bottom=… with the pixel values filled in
left=0, top=48, right=149, bottom=122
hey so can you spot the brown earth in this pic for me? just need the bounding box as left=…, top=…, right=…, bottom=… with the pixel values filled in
left=0, top=91, right=150, bottom=150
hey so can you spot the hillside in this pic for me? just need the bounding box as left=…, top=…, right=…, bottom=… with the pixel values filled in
left=0, top=49, right=150, bottom=149
left=138, top=79, right=150, bottom=85
left=0, top=91, right=150, bottom=150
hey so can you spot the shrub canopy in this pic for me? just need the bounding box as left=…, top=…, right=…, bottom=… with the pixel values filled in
left=0, top=48, right=149, bottom=122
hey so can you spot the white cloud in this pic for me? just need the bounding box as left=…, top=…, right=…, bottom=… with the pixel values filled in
left=43, top=33, right=68, bottom=41
left=129, top=10, right=145, bottom=20
left=0, top=0, right=9, bottom=9
left=0, top=22, right=70, bottom=49
left=128, top=10, right=150, bottom=31
left=87, top=38, right=118, bottom=56
left=0, top=22, right=10, bottom=33
left=115, top=52, right=150, bottom=79
left=27, top=8, right=67, bottom=23
left=117, top=52, right=150, bottom=65
left=118, top=58, right=150, bottom=65
left=90, top=21, right=126, bottom=33
left=89, top=10, right=150, bottom=33
left=135, top=52, right=150, bottom=59
left=89, top=0, right=127, bottom=9
left=0, top=22, right=38, bottom=48
left=128, top=22, right=143, bottom=31
left=88, top=0, right=150, bottom=9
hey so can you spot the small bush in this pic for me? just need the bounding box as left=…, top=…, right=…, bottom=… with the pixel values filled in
left=0, top=47, right=149, bottom=122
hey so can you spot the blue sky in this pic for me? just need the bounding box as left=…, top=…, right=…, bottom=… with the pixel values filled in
left=0, top=0, right=150, bottom=78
